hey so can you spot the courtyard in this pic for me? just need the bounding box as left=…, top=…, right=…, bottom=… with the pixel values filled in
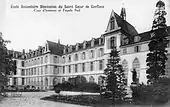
left=0, top=91, right=88, bottom=107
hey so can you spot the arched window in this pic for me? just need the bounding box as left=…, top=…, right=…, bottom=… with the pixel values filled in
left=53, top=77, right=60, bottom=85
left=62, top=78, right=65, bottom=83
left=122, top=59, right=128, bottom=85
left=89, top=76, right=95, bottom=83
left=132, top=58, right=140, bottom=78
left=98, top=76, right=103, bottom=86
left=45, top=77, right=48, bottom=86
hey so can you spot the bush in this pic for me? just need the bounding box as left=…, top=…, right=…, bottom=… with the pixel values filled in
left=76, top=83, right=100, bottom=93
left=54, top=82, right=100, bottom=93
left=131, top=77, right=170, bottom=105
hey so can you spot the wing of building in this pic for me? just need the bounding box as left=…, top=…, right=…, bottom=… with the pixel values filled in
left=8, top=10, right=170, bottom=90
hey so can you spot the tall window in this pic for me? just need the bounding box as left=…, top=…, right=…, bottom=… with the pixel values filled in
left=21, top=61, right=24, bottom=67
left=45, top=65, right=48, bottom=74
left=41, top=57, right=43, bottom=64
left=53, top=56, right=58, bottom=63
left=74, top=54, right=78, bottom=61
left=68, top=55, right=71, bottom=62
left=22, top=78, right=25, bottom=85
left=132, top=58, right=140, bottom=80
left=63, top=66, right=65, bottom=74
left=82, top=63, right=85, bottom=72
left=90, top=50, right=94, bottom=59
left=21, top=69, right=25, bottom=76
left=75, top=64, right=78, bottom=73
left=63, top=57, right=65, bottom=63
left=98, top=76, right=103, bottom=86
left=123, top=48, right=127, bottom=54
left=90, top=62, right=94, bottom=71
left=45, top=55, right=48, bottom=63
left=99, top=60, right=103, bottom=70
left=134, top=46, right=140, bottom=52
left=110, top=37, right=115, bottom=48
left=68, top=65, right=71, bottom=73
left=13, top=78, right=17, bottom=85
left=98, top=48, right=104, bottom=57
left=82, top=52, right=86, bottom=60
left=110, top=17, right=115, bottom=30
left=89, top=76, right=95, bottom=83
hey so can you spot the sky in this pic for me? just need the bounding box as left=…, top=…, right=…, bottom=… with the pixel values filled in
left=0, top=0, right=170, bottom=52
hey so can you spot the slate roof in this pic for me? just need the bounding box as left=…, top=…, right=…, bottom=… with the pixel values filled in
left=121, top=26, right=170, bottom=46
left=114, top=12, right=138, bottom=36
left=47, top=40, right=65, bottom=56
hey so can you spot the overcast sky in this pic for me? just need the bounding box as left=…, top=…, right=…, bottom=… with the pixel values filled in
left=0, top=0, right=170, bottom=52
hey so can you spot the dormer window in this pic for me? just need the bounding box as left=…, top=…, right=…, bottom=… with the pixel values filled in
left=83, top=41, right=86, bottom=49
left=69, top=46, right=72, bottom=52
left=91, top=39, right=95, bottom=47
left=110, top=17, right=115, bottom=30
left=134, top=36, right=141, bottom=43
left=76, top=43, right=79, bottom=50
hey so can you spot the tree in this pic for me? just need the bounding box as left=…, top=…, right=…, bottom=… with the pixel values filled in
left=104, top=46, right=127, bottom=102
left=146, top=0, right=169, bottom=83
left=0, top=32, right=16, bottom=89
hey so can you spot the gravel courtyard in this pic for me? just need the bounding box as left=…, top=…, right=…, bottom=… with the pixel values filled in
left=0, top=91, right=88, bottom=107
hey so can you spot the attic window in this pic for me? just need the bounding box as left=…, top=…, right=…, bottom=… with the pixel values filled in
left=134, top=36, right=141, bottom=43
left=110, top=17, right=115, bottom=30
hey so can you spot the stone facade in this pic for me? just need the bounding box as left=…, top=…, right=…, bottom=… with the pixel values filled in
left=8, top=9, right=170, bottom=90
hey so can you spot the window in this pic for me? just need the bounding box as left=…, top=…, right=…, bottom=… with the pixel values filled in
left=53, top=56, right=58, bottom=63
left=22, top=78, right=25, bottom=85
left=123, top=48, right=127, bottom=54
left=68, top=55, right=71, bottom=62
left=54, top=66, right=58, bottom=74
left=110, top=37, right=115, bottom=48
left=21, top=61, right=24, bottom=67
left=74, top=54, right=78, bottom=61
left=90, top=50, right=94, bottom=59
left=63, top=66, right=65, bottom=74
left=134, top=46, right=140, bottom=52
left=90, top=62, right=94, bottom=71
left=63, top=57, right=65, bottom=63
left=41, top=57, right=43, bottom=64
left=75, top=64, right=78, bottom=73
left=99, top=60, right=103, bottom=70
left=68, top=65, right=71, bottom=73
left=98, top=48, right=104, bottom=57
left=82, top=52, right=86, bottom=60
left=110, top=17, right=115, bottom=30
left=89, top=76, right=95, bottom=83
left=13, top=78, right=17, bottom=85
left=132, top=58, right=140, bottom=81
left=82, top=63, right=85, bottom=72
left=45, top=55, right=48, bottom=63
left=21, top=69, right=25, bottom=76
left=98, top=76, right=104, bottom=86
left=45, top=65, right=48, bottom=74
left=134, top=36, right=141, bottom=42
left=107, top=37, right=115, bottom=49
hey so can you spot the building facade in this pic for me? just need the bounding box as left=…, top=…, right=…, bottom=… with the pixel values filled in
left=8, top=8, right=170, bottom=90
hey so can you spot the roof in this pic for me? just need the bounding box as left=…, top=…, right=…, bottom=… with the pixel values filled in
left=114, top=12, right=138, bottom=36
left=105, top=11, right=138, bottom=37
left=121, top=26, right=170, bottom=46
left=47, top=40, right=65, bottom=56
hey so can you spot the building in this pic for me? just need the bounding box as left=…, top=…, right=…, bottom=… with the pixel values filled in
left=8, top=3, right=170, bottom=90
